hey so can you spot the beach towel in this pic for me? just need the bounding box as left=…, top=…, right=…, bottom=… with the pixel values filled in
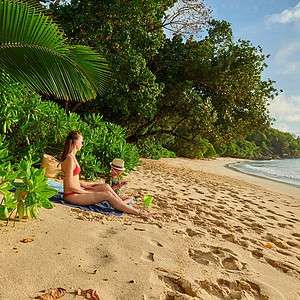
left=46, top=180, right=134, bottom=216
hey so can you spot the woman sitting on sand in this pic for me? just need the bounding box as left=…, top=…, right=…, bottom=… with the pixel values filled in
left=60, top=131, right=150, bottom=217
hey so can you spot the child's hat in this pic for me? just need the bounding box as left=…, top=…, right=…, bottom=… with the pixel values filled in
left=110, top=158, right=125, bottom=170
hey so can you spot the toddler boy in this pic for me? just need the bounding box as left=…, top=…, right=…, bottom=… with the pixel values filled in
left=105, top=158, right=133, bottom=204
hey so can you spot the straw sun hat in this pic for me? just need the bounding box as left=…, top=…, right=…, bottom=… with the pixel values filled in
left=110, top=158, right=125, bottom=170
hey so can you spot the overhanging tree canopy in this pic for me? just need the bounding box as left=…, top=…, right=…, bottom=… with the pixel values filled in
left=51, top=1, right=278, bottom=145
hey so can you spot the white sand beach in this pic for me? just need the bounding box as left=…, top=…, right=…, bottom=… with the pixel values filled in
left=0, top=157, right=299, bottom=299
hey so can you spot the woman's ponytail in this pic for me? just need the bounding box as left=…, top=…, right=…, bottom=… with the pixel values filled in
left=60, top=131, right=82, bottom=162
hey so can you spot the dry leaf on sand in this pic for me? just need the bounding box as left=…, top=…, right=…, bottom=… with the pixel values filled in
left=22, top=238, right=34, bottom=243
left=134, top=228, right=146, bottom=231
left=75, top=288, right=100, bottom=300
left=35, top=288, right=67, bottom=299
left=264, top=242, right=274, bottom=248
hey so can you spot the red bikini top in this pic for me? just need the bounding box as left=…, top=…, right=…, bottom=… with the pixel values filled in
left=62, top=153, right=81, bottom=176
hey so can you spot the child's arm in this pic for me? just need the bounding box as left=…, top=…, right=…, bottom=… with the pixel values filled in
left=112, top=181, right=127, bottom=190
left=105, top=175, right=120, bottom=190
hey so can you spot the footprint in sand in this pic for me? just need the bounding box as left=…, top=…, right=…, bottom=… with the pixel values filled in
left=264, top=257, right=300, bottom=277
left=265, top=233, right=289, bottom=249
left=189, top=247, right=247, bottom=271
left=189, top=249, right=220, bottom=266
left=287, top=218, right=298, bottom=223
left=276, top=249, right=292, bottom=256
left=292, top=232, right=300, bottom=238
left=141, top=251, right=155, bottom=262
left=278, top=222, right=293, bottom=228
left=150, top=239, right=163, bottom=247
left=266, top=214, right=279, bottom=221
left=222, top=233, right=239, bottom=244
left=222, top=256, right=245, bottom=271
left=157, top=268, right=199, bottom=298
left=287, top=240, right=300, bottom=248
left=197, top=278, right=271, bottom=299
left=251, top=249, right=264, bottom=259
left=186, top=228, right=205, bottom=237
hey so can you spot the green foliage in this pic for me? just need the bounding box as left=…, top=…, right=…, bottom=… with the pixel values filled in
left=246, top=128, right=300, bottom=158
left=197, top=20, right=277, bottom=142
left=165, top=136, right=217, bottom=159
left=50, top=2, right=277, bottom=147
left=218, top=140, right=260, bottom=158
left=137, top=137, right=176, bottom=160
left=0, top=78, right=140, bottom=180
left=0, top=0, right=110, bottom=101
left=52, top=0, right=168, bottom=116
left=79, top=114, right=141, bottom=179
left=215, top=128, right=300, bottom=159
left=204, top=143, right=218, bottom=159
left=49, top=1, right=278, bottom=147
left=147, top=23, right=278, bottom=144
left=0, top=147, right=57, bottom=221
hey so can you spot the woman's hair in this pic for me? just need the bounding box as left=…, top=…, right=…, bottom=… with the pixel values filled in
left=61, top=131, right=82, bottom=162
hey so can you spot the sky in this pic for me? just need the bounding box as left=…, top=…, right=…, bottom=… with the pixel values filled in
left=203, top=0, right=300, bottom=136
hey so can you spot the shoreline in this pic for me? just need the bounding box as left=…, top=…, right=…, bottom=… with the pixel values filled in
left=226, top=161, right=300, bottom=193
left=158, top=157, right=300, bottom=199
left=1, top=157, right=299, bottom=299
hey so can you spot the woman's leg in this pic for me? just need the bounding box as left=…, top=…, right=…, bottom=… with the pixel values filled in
left=91, top=183, right=116, bottom=193
left=92, top=183, right=133, bottom=204
left=64, top=191, right=150, bottom=216
left=120, top=195, right=133, bottom=204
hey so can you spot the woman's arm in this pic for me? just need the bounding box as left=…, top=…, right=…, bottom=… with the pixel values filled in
left=80, top=182, right=99, bottom=189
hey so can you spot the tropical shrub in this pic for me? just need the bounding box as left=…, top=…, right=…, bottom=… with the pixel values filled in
left=204, top=143, right=218, bottom=159
left=165, top=136, right=216, bottom=159
left=137, top=137, right=176, bottom=160
left=220, top=140, right=261, bottom=158
left=0, top=147, right=57, bottom=221
left=78, top=114, right=141, bottom=179
left=0, top=79, right=140, bottom=180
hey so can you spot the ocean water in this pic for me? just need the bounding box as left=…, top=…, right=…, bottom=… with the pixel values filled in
left=229, top=158, right=300, bottom=188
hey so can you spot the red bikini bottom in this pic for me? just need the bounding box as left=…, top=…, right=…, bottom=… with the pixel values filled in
left=63, top=192, right=79, bottom=199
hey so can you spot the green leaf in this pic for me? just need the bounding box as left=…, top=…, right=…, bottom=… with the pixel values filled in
left=24, top=193, right=35, bottom=206
left=0, top=206, right=9, bottom=218
left=25, top=206, right=32, bottom=220
left=31, top=206, right=38, bottom=219
left=14, top=186, right=27, bottom=198
left=6, top=172, right=19, bottom=181
left=0, top=0, right=110, bottom=101
left=35, top=204, right=40, bottom=215
left=40, top=199, right=53, bottom=209
left=17, top=201, right=25, bottom=221
left=13, top=182, right=25, bottom=187
left=35, top=185, right=58, bottom=199
left=0, top=181, right=14, bottom=190
left=18, top=160, right=27, bottom=171
left=0, top=182, right=15, bottom=196
left=0, top=148, right=9, bottom=161
left=34, top=168, right=45, bottom=178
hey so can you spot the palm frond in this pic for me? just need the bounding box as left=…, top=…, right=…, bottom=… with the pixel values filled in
left=0, top=0, right=110, bottom=101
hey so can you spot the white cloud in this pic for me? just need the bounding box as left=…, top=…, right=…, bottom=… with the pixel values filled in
left=265, top=2, right=300, bottom=24
left=274, top=41, right=300, bottom=74
left=273, top=122, right=290, bottom=133
left=272, top=122, right=300, bottom=136
left=269, top=93, right=300, bottom=123
left=276, top=42, right=299, bottom=60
